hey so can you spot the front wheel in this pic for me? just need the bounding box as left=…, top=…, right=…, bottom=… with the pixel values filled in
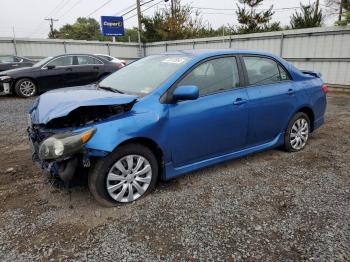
left=14, top=78, right=37, bottom=98
left=284, top=112, right=310, bottom=152
left=88, top=144, right=159, bottom=206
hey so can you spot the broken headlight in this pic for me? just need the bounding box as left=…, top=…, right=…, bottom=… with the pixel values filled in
left=38, top=128, right=96, bottom=160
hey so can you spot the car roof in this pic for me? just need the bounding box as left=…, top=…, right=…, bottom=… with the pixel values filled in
left=161, top=49, right=279, bottom=59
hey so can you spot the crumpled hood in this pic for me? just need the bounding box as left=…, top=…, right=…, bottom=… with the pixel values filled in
left=29, top=85, right=137, bottom=124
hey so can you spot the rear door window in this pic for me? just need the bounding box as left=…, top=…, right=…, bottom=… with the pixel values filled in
left=243, top=56, right=290, bottom=85
left=0, top=56, right=16, bottom=63
left=77, top=56, right=103, bottom=65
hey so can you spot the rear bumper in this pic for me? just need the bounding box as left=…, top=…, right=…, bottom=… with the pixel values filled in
left=313, top=116, right=324, bottom=131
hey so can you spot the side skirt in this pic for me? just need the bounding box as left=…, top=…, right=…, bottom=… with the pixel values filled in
left=162, top=133, right=285, bottom=180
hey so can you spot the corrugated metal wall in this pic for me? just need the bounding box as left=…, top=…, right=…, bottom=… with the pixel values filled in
left=145, top=26, right=350, bottom=87
left=0, top=38, right=140, bottom=60
left=1, top=26, right=349, bottom=86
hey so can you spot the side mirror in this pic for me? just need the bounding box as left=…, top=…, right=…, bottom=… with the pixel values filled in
left=172, top=85, right=199, bottom=102
left=46, top=65, right=56, bottom=70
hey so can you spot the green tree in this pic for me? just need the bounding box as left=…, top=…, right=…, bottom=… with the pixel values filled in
left=336, top=10, right=350, bottom=25
left=49, top=17, right=102, bottom=40
left=141, top=0, right=222, bottom=42
left=235, top=0, right=281, bottom=34
left=325, top=0, right=350, bottom=24
left=290, top=2, right=323, bottom=29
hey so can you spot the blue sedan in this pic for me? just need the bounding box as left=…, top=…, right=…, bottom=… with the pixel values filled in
left=28, top=49, right=327, bottom=205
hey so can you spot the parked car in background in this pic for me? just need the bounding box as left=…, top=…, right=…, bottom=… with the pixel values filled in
left=0, top=55, right=35, bottom=72
left=0, top=54, right=119, bottom=97
left=95, top=54, right=126, bottom=69
left=27, top=49, right=327, bottom=206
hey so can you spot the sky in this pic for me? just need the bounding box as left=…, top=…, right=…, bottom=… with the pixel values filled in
left=0, top=0, right=335, bottom=39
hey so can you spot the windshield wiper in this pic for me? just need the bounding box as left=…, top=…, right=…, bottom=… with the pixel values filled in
left=98, top=85, right=124, bottom=94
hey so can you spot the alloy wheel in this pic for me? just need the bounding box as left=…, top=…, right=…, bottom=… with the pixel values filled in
left=19, top=80, right=36, bottom=97
left=290, top=118, right=309, bottom=150
left=106, top=154, right=152, bottom=203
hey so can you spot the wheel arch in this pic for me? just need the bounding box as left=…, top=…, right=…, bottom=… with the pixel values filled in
left=296, top=106, right=315, bottom=132
left=12, top=77, right=39, bottom=93
left=115, top=137, right=164, bottom=175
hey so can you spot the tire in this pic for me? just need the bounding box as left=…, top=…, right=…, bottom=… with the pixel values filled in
left=284, top=112, right=310, bottom=152
left=14, top=78, right=37, bottom=98
left=88, top=144, right=159, bottom=207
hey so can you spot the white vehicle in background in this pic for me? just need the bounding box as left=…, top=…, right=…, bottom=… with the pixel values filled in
left=94, top=54, right=126, bottom=69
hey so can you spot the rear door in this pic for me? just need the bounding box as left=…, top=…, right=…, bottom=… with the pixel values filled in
left=241, top=55, right=297, bottom=146
left=75, top=55, right=104, bottom=85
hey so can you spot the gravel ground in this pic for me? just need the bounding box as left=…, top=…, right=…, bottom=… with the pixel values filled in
left=0, top=94, right=349, bottom=261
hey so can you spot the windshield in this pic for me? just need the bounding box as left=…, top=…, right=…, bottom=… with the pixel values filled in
left=34, top=57, right=53, bottom=67
left=99, top=54, right=193, bottom=95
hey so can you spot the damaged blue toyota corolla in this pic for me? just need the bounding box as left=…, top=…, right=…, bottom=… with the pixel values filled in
left=27, top=49, right=327, bottom=206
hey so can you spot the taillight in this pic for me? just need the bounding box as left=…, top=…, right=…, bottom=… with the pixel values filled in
left=322, top=84, right=328, bottom=94
left=117, top=63, right=124, bottom=69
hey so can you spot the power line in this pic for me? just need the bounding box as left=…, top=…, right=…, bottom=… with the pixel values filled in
left=26, top=0, right=71, bottom=38
left=192, top=6, right=301, bottom=12
left=87, top=0, right=114, bottom=17
left=124, top=0, right=164, bottom=21
left=58, top=0, right=84, bottom=19
left=112, top=3, right=137, bottom=16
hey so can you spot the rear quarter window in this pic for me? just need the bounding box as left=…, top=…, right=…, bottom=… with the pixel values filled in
left=243, top=56, right=291, bottom=85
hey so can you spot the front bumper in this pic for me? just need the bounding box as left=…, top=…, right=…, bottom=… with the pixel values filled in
left=27, top=125, right=89, bottom=182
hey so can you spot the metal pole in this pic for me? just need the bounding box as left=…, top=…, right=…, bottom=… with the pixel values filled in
left=12, top=26, right=17, bottom=55
left=136, top=0, right=143, bottom=57
left=63, top=41, right=67, bottom=53
left=280, top=33, right=284, bottom=57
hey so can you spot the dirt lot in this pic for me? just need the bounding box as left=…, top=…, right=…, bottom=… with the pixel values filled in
left=0, top=94, right=349, bottom=261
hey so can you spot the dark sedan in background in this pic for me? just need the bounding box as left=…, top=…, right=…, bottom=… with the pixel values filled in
left=0, top=55, right=35, bottom=72
left=0, top=54, right=119, bottom=97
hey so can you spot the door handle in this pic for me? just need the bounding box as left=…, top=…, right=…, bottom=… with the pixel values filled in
left=93, top=66, right=99, bottom=70
left=12, top=64, right=19, bottom=67
left=66, top=68, right=73, bottom=71
left=233, top=98, right=247, bottom=105
left=287, top=88, right=295, bottom=95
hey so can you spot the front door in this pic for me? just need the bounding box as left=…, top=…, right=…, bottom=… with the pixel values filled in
left=166, top=56, right=249, bottom=167
left=37, top=56, right=75, bottom=90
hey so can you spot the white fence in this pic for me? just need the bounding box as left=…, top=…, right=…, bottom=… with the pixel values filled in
left=1, top=26, right=350, bottom=87
left=0, top=38, right=140, bottom=61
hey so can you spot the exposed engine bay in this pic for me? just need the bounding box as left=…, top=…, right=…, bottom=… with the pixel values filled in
left=43, top=103, right=135, bottom=129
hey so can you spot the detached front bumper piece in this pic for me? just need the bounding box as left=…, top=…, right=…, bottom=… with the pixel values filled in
left=0, top=82, right=11, bottom=95
left=0, top=76, right=12, bottom=95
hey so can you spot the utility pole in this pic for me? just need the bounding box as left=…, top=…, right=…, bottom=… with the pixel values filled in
left=338, top=1, right=343, bottom=22
left=45, top=18, right=59, bottom=38
left=136, top=0, right=143, bottom=57
left=171, top=0, right=174, bottom=18
left=314, top=0, right=320, bottom=18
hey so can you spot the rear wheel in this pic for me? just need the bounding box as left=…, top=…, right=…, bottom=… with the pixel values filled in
left=88, top=144, right=159, bottom=206
left=14, top=78, right=37, bottom=98
left=284, top=112, right=310, bottom=152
